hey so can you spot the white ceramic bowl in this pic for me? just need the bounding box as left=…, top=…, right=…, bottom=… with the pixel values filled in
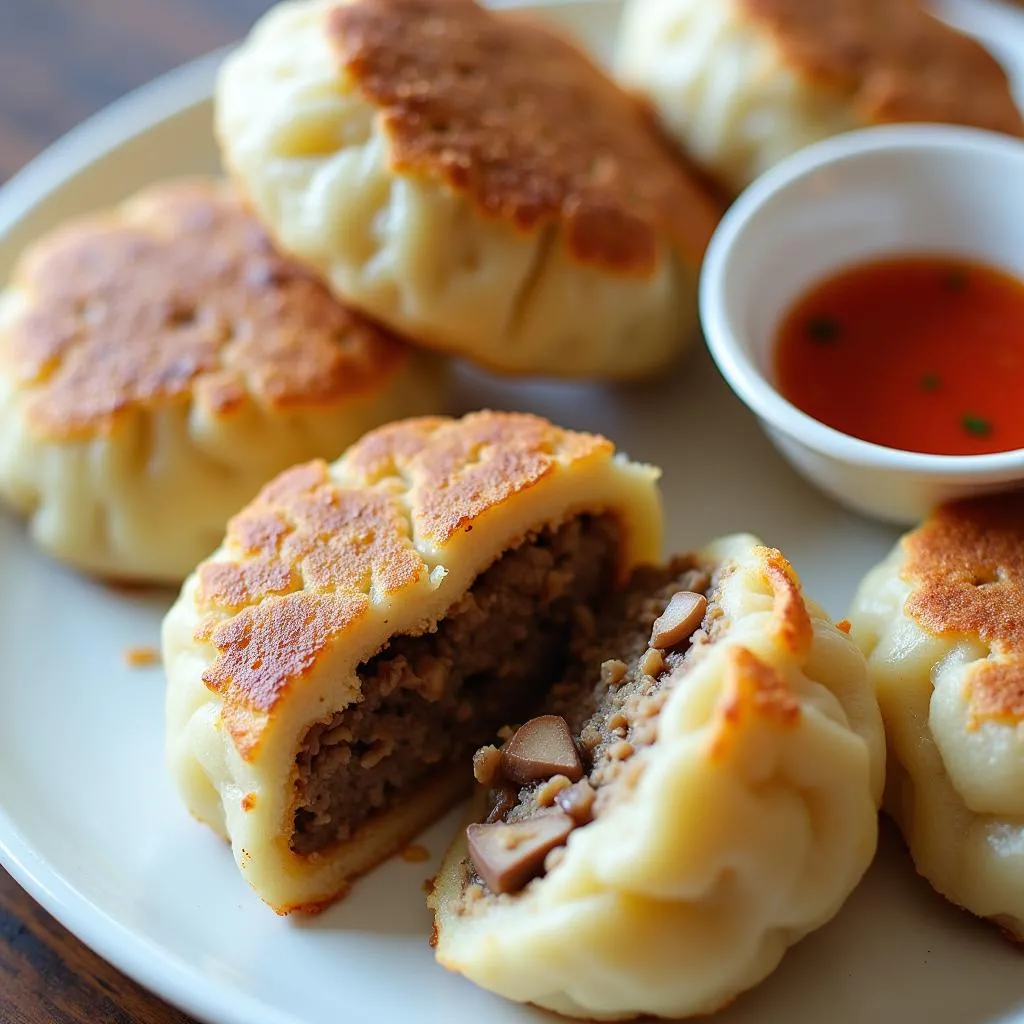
left=700, top=124, right=1024, bottom=525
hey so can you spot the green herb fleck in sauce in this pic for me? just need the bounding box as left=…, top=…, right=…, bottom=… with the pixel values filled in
left=921, top=373, right=941, bottom=392
left=806, top=316, right=840, bottom=344
left=962, top=414, right=993, bottom=438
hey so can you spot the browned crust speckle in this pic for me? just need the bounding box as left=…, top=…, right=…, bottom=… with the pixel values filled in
left=345, top=411, right=615, bottom=546
left=194, top=412, right=624, bottom=754
left=2, top=179, right=411, bottom=440
left=904, top=492, right=1024, bottom=722
left=326, top=0, right=721, bottom=273
left=207, top=591, right=368, bottom=706
left=122, top=645, right=160, bottom=667
left=709, top=646, right=801, bottom=760
left=741, top=0, right=1024, bottom=136
left=965, top=658, right=1024, bottom=726
left=274, top=886, right=353, bottom=916
left=759, top=546, right=813, bottom=657
left=401, top=843, right=431, bottom=862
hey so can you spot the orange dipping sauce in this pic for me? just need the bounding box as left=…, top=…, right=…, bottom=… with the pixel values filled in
left=774, top=255, right=1024, bottom=456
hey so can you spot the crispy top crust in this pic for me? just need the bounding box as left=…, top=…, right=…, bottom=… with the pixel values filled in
left=760, top=545, right=813, bottom=657
left=196, top=413, right=616, bottom=726
left=326, top=0, right=720, bottom=272
left=709, top=647, right=801, bottom=760
left=903, top=493, right=1024, bottom=722
left=1, top=179, right=408, bottom=440
left=741, top=0, right=1024, bottom=136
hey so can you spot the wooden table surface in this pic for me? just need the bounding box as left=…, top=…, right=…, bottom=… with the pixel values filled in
left=0, top=6, right=273, bottom=1021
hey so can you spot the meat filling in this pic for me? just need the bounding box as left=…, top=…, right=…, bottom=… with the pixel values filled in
left=463, top=556, right=724, bottom=903
left=290, top=515, right=620, bottom=855
left=551, top=557, right=718, bottom=801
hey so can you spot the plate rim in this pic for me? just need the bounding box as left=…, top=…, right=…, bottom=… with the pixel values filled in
left=0, top=814, right=303, bottom=1024
left=0, top=48, right=226, bottom=243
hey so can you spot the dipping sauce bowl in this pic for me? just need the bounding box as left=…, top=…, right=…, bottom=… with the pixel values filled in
left=699, top=124, right=1024, bottom=525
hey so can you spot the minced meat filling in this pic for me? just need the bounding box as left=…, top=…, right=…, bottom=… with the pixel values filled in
left=464, top=556, right=724, bottom=904
left=290, top=515, right=620, bottom=856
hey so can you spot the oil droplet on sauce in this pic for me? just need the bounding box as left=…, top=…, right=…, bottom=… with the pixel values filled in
left=774, top=256, right=1024, bottom=456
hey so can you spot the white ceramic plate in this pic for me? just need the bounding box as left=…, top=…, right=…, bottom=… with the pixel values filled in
left=3, top=3, right=1024, bottom=1023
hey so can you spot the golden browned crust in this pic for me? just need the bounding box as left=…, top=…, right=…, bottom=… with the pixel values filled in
left=741, top=0, right=1024, bottom=136
left=326, top=0, right=721, bottom=272
left=760, top=545, right=813, bottom=657
left=203, top=591, right=368, bottom=707
left=966, top=660, right=1024, bottom=726
left=2, top=179, right=409, bottom=440
left=704, top=547, right=807, bottom=760
left=341, top=412, right=614, bottom=544
left=195, top=412, right=619, bottom=753
left=904, top=494, right=1024, bottom=649
left=904, top=492, right=1024, bottom=722
left=709, top=647, right=801, bottom=760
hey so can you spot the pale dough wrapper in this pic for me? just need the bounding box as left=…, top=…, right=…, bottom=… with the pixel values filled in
left=430, top=535, right=885, bottom=1020
left=849, top=494, right=1024, bottom=939
left=163, top=411, right=663, bottom=913
left=616, top=0, right=1024, bottom=194
left=214, top=0, right=721, bottom=379
left=0, top=178, right=443, bottom=583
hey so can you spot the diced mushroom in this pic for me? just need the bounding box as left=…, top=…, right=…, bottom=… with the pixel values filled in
left=485, top=785, right=519, bottom=824
left=500, top=714, right=583, bottom=785
left=649, top=591, right=707, bottom=650
left=554, top=778, right=596, bottom=825
left=467, top=812, right=575, bottom=894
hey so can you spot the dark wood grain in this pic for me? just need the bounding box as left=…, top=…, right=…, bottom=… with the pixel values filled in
left=0, top=0, right=273, bottom=183
left=0, top=5, right=273, bottom=1019
left=0, top=872, right=196, bottom=1024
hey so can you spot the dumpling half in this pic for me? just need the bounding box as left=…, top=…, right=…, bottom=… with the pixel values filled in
left=430, top=536, right=885, bottom=1020
left=163, top=411, right=662, bottom=913
left=849, top=493, right=1024, bottom=939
